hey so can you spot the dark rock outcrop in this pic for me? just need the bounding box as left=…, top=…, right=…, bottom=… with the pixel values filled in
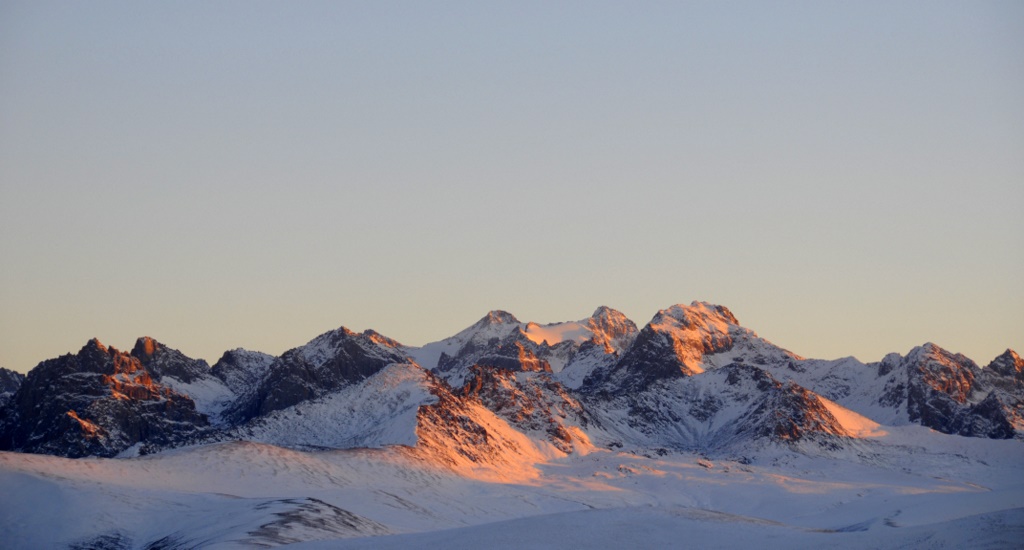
left=0, top=339, right=209, bottom=457
left=875, top=344, right=1021, bottom=439
left=130, top=337, right=211, bottom=384
left=974, top=349, right=1024, bottom=438
left=984, top=349, right=1024, bottom=387
left=0, top=367, right=25, bottom=409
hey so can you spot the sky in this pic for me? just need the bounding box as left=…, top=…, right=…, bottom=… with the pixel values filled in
left=1, top=1, right=1022, bottom=373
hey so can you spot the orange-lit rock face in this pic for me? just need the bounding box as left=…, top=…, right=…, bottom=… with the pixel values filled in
left=1008, top=350, right=1024, bottom=374
left=414, top=384, right=510, bottom=469
left=364, top=330, right=402, bottom=349
left=137, top=336, right=160, bottom=357
left=646, top=304, right=739, bottom=376
left=102, top=352, right=167, bottom=401
left=670, top=338, right=708, bottom=375
left=585, top=306, right=637, bottom=347
left=515, top=343, right=551, bottom=373
left=988, top=349, right=1023, bottom=378
left=66, top=410, right=103, bottom=438
left=918, top=349, right=976, bottom=404
left=1010, top=356, right=1023, bottom=375
left=459, top=365, right=589, bottom=454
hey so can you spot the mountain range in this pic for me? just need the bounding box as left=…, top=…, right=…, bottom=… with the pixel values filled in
left=2, top=301, right=1020, bottom=463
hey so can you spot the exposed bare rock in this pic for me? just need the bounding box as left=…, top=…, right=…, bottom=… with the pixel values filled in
left=0, top=339, right=209, bottom=457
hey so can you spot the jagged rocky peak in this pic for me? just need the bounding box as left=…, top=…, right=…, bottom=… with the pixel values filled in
left=211, top=348, right=276, bottom=395
left=970, top=348, right=1024, bottom=438
left=912, top=342, right=974, bottom=362
left=68, top=338, right=189, bottom=397
left=644, top=302, right=745, bottom=367
left=73, top=338, right=134, bottom=371
left=420, top=310, right=531, bottom=380
left=880, top=342, right=979, bottom=391
left=637, top=302, right=741, bottom=374
left=652, top=301, right=739, bottom=331
left=987, top=349, right=1023, bottom=378
left=588, top=301, right=801, bottom=392
left=590, top=305, right=627, bottom=323
left=130, top=336, right=211, bottom=384
left=0, top=367, right=25, bottom=409
left=876, top=351, right=904, bottom=376
left=224, top=324, right=412, bottom=422
left=587, top=306, right=638, bottom=343
left=0, top=337, right=209, bottom=458
left=297, top=325, right=406, bottom=367
left=475, top=310, right=521, bottom=327
left=214, top=348, right=276, bottom=368
left=0, top=367, right=26, bottom=392
left=447, top=311, right=525, bottom=345
left=873, top=342, right=1015, bottom=437
left=81, top=337, right=110, bottom=357
left=362, top=329, right=404, bottom=349
left=905, top=342, right=979, bottom=403
left=131, top=336, right=161, bottom=358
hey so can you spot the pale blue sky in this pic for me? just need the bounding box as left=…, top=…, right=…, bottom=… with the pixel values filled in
left=1, top=1, right=1022, bottom=373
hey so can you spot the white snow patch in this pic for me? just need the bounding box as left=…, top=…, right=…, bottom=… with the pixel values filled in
left=523, top=321, right=593, bottom=346
left=158, top=375, right=235, bottom=425
left=820, top=397, right=889, bottom=438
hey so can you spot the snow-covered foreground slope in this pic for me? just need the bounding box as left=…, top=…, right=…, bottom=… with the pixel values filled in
left=2, top=426, right=1022, bottom=549
left=294, top=506, right=1024, bottom=550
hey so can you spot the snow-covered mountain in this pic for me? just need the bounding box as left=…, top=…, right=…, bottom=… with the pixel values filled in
left=587, top=302, right=799, bottom=392
left=753, top=342, right=1023, bottom=440
left=407, top=307, right=637, bottom=388
left=210, top=348, right=276, bottom=395
left=582, top=362, right=865, bottom=455
left=978, top=349, right=1024, bottom=434
left=218, top=362, right=434, bottom=451
left=1, top=301, right=1021, bottom=464
left=224, top=327, right=410, bottom=424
